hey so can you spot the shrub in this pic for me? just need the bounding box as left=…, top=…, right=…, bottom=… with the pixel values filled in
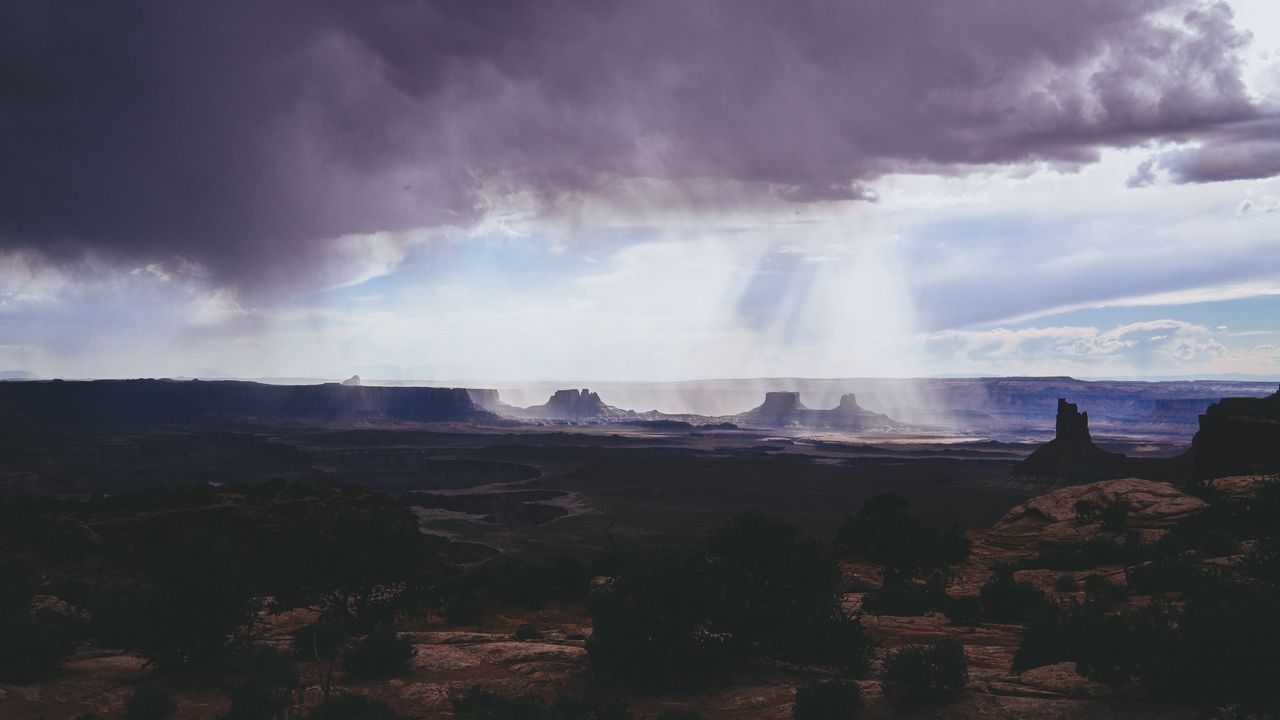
left=978, top=572, right=1049, bottom=624
left=707, top=514, right=866, bottom=666
left=451, top=686, right=631, bottom=720
left=1082, top=575, right=1126, bottom=609
left=793, top=680, right=863, bottom=719
left=881, top=638, right=968, bottom=703
left=944, top=595, right=983, bottom=626
left=1100, top=500, right=1133, bottom=533
left=1199, top=530, right=1239, bottom=558
left=587, top=548, right=721, bottom=690
left=343, top=625, right=416, bottom=679
left=0, top=606, right=78, bottom=682
left=860, top=574, right=948, bottom=617
left=293, top=620, right=347, bottom=660
left=219, top=644, right=298, bottom=720
left=835, top=494, right=970, bottom=580
left=513, top=624, right=543, bottom=641
left=1129, top=552, right=1202, bottom=594
left=1073, top=500, right=1102, bottom=524
left=124, top=686, right=177, bottom=720
left=307, top=694, right=417, bottom=720
left=1054, top=574, right=1077, bottom=593
left=657, top=712, right=707, bottom=720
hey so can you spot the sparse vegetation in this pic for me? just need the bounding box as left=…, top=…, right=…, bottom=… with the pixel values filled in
left=588, top=514, right=874, bottom=689
left=343, top=625, right=416, bottom=679
left=835, top=494, right=970, bottom=581
left=307, top=694, right=418, bottom=720
left=124, top=686, right=177, bottom=720
left=881, top=638, right=968, bottom=704
left=793, top=680, right=863, bottom=719
left=451, top=686, right=631, bottom=720
left=978, top=569, right=1050, bottom=623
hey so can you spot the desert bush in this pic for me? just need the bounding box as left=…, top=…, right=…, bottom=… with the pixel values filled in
left=1054, top=574, right=1077, bottom=592
left=1082, top=575, right=1126, bottom=609
left=343, top=625, right=416, bottom=679
left=123, top=686, right=176, bottom=720
left=1073, top=500, right=1102, bottom=524
left=793, top=680, right=863, bottom=719
left=293, top=619, right=348, bottom=660
left=835, top=494, right=970, bottom=580
left=1199, top=529, right=1240, bottom=557
left=219, top=644, right=298, bottom=720
left=587, top=548, right=722, bottom=690
left=657, top=711, right=707, bottom=720
left=448, top=554, right=591, bottom=612
left=881, top=638, right=968, bottom=703
left=0, top=604, right=79, bottom=682
left=589, top=515, right=875, bottom=689
left=860, top=574, right=948, bottom=617
left=1100, top=500, right=1133, bottom=533
left=1128, top=552, right=1203, bottom=594
left=451, top=686, right=631, bottom=720
left=707, top=514, right=871, bottom=668
left=513, top=624, right=543, bottom=641
left=1012, top=597, right=1175, bottom=687
left=307, top=694, right=417, bottom=720
left=978, top=572, right=1049, bottom=623
left=944, top=595, right=984, bottom=626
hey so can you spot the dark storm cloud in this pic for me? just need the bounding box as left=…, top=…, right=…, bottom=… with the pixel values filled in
left=0, top=0, right=1264, bottom=295
left=1150, top=117, right=1280, bottom=183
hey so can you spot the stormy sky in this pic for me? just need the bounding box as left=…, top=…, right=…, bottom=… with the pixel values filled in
left=2, top=0, right=1279, bottom=381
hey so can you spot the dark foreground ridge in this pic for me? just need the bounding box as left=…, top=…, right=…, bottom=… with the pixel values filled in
left=1192, top=384, right=1280, bottom=481
left=0, top=379, right=503, bottom=428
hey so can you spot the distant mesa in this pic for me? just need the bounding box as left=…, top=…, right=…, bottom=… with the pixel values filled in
left=0, top=370, right=41, bottom=381
left=1011, top=398, right=1126, bottom=487
left=509, top=388, right=635, bottom=422
left=0, top=379, right=503, bottom=428
left=1192, top=384, right=1280, bottom=482
left=341, top=374, right=362, bottom=386
left=732, top=391, right=897, bottom=430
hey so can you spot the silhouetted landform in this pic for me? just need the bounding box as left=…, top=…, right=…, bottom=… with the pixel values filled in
left=507, top=388, right=638, bottom=422
left=0, top=379, right=502, bottom=428
left=1192, top=384, right=1280, bottom=482
left=1011, top=399, right=1126, bottom=486
left=731, top=392, right=897, bottom=430
left=473, top=376, right=1274, bottom=438
left=341, top=374, right=362, bottom=386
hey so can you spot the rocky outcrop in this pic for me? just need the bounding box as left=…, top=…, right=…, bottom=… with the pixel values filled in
left=986, top=478, right=1207, bottom=550
left=1010, top=398, right=1125, bottom=487
left=340, top=374, right=362, bottom=386
left=509, top=389, right=636, bottom=422
left=732, top=392, right=897, bottom=430
left=1191, top=385, right=1280, bottom=482
left=465, top=388, right=509, bottom=413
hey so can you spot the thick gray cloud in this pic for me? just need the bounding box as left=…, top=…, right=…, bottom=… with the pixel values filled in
left=0, top=0, right=1264, bottom=295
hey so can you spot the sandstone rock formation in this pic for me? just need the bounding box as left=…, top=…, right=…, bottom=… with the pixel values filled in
left=509, top=389, right=636, bottom=422
left=732, top=391, right=897, bottom=430
left=1191, top=384, right=1280, bottom=482
left=1010, top=398, right=1125, bottom=487
left=985, top=478, right=1206, bottom=550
